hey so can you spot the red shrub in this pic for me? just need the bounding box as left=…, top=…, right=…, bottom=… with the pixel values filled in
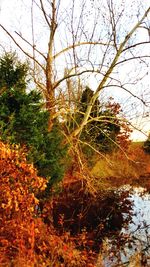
left=0, top=142, right=46, bottom=266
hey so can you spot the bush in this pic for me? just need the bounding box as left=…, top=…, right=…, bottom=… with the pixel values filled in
left=0, top=142, right=97, bottom=266
left=0, top=141, right=46, bottom=266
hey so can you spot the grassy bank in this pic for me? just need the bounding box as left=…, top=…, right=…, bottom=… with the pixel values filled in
left=91, top=142, right=150, bottom=189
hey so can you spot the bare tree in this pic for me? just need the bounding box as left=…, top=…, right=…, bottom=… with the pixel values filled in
left=0, top=0, right=149, bottom=136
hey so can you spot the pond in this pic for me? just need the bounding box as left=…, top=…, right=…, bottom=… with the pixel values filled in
left=99, top=185, right=150, bottom=267
left=52, top=180, right=150, bottom=266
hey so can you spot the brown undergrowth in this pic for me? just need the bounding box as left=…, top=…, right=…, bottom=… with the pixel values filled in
left=1, top=141, right=149, bottom=266
left=49, top=173, right=133, bottom=256
left=0, top=141, right=101, bottom=266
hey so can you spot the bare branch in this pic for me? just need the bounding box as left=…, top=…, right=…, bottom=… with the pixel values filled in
left=122, top=41, right=150, bottom=53
left=71, top=7, right=150, bottom=137
left=0, top=0, right=149, bottom=138
left=79, top=139, right=112, bottom=163
left=103, top=84, right=147, bottom=105
left=53, top=69, right=101, bottom=89
left=0, top=24, right=46, bottom=72
left=14, top=31, right=47, bottom=60
left=39, top=0, right=51, bottom=27
left=53, top=41, right=112, bottom=60
left=115, top=55, right=150, bottom=67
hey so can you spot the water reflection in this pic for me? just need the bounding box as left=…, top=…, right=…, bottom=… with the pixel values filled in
left=101, top=186, right=150, bottom=266
left=53, top=182, right=150, bottom=266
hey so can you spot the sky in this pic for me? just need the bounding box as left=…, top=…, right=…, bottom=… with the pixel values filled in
left=0, top=0, right=150, bottom=141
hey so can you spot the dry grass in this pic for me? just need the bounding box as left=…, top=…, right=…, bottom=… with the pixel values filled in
left=91, top=143, right=150, bottom=189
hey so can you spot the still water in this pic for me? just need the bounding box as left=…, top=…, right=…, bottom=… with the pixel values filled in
left=101, top=186, right=150, bottom=266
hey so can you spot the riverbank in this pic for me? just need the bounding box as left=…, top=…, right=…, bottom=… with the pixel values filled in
left=51, top=143, right=150, bottom=266
left=90, top=143, right=150, bottom=191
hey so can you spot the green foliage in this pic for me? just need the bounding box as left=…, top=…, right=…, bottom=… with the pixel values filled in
left=143, top=133, right=150, bottom=154
left=28, top=123, right=67, bottom=188
left=0, top=52, right=67, bottom=188
left=0, top=52, right=29, bottom=93
left=0, top=88, right=42, bottom=142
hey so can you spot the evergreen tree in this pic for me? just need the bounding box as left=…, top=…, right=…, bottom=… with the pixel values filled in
left=0, top=52, right=67, bottom=189
left=0, top=52, right=29, bottom=93
left=76, top=87, right=121, bottom=153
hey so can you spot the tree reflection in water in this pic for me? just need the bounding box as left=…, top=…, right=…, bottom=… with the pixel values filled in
left=101, top=186, right=150, bottom=267
left=52, top=181, right=150, bottom=266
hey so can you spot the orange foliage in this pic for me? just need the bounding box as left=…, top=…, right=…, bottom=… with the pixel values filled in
left=0, top=141, right=46, bottom=266
left=117, top=121, right=132, bottom=150
left=34, top=218, right=95, bottom=267
left=0, top=142, right=99, bottom=267
left=128, top=144, right=150, bottom=174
